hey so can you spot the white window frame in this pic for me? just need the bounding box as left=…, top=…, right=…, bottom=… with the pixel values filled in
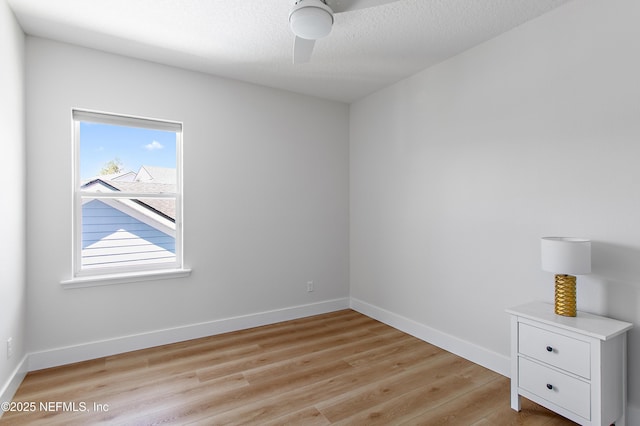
left=63, top=109, right=189, bottom=288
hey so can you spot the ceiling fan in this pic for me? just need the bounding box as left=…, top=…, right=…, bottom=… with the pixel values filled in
left=288, top=0, right=401, bottom=64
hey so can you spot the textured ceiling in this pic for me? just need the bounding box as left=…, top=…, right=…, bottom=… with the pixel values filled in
left=8, top=0, right=572, bottom=103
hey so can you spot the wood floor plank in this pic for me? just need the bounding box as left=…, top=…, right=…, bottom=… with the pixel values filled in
left=1, top=310, right=577, bottom=426
left=259, top=407, right=331, bottom=426
left=317, top=351, right=467, bottom=422
left=399, top=376, right=511, bottom=425
left=193, top=338, right=449, bottom=425
left=470, top=387, right=578, bottom=426
left=329, top=361, right=498, bottom=425
left=195, top=325, right=402, bottom=383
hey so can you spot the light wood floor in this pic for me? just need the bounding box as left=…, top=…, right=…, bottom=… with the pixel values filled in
left=1, top=310, right=576, bottom=425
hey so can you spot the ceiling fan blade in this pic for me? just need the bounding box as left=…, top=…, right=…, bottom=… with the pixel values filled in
left=293, top=36, right=316, bottom=64
left=326, top=0, right=401, bottom=14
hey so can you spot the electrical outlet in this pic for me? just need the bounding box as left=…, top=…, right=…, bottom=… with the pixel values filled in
left=306, top=281, right=314, bottom=292
left=7, top=337, right=13, bottom=360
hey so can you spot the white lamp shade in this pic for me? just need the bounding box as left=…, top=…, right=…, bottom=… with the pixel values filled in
left=541, top=237, right=591, bottom=275
left=289, top=2, right=333, bottom=40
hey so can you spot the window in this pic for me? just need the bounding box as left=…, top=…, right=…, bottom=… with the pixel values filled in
left=71, top=110, right=184, bottom=282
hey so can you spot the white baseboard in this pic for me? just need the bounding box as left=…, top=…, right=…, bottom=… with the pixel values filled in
left=27, top=298, right=350, bottom=372
left=0, top=355, right=28, bottom=417
left=350, top=298, right=510, bottom=377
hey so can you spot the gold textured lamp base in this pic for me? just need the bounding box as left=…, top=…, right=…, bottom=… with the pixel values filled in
left=554, top=274, right=577, bottom=317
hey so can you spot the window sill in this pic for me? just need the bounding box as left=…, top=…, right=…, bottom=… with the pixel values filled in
left=61, top=268, right=192, bottom=289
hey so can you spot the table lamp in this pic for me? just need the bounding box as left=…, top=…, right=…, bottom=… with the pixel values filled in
left=540, top=237, right=591, bottom=317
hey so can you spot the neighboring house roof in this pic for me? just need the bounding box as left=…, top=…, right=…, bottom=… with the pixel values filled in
left=111, top=171, right=137, bottom=181
left=82, top=179, right=175, bottom=222
left=135, top=166, right=176, bottom=184
left=81, top=170, right=136, bottom=186
left=81, top=166, right=177, bottom=220
left=104, top=181, right=177, bottom=220
left=83, top=165, right=176, bottom=185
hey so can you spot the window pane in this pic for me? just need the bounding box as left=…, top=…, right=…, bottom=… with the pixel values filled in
left=79, top=121, right=177, bottom=192
left=81, top=197, right=176, bottom=270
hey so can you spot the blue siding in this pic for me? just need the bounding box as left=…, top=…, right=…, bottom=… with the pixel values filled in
left=82, top=200, right=175, bottom=269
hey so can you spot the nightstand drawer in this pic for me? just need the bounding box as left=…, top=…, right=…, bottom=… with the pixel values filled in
left=519, top=322, right=590, bottom=378
left=519, top=357, right=590, bottom=420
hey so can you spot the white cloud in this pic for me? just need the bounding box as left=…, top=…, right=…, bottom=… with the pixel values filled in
left=144, top=140, right=164, bottom=151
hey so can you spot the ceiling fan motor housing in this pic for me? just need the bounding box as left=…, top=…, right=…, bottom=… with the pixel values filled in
left=289, top=0, right=334, bottom=40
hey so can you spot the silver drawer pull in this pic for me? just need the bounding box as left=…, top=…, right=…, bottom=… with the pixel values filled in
left=546, top=383, right=553, bottom=390
left=546, top=346, right=553, bottom=352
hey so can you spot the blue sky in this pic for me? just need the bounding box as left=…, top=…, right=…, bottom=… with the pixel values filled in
left=80, top=122, right=177, bottom=180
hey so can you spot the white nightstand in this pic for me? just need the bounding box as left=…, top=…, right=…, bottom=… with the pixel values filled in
left=507, top=302, right=632, bottom=426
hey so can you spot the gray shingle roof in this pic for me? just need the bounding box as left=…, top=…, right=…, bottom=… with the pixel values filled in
left=82, top=166, right=177, bottom=220
left=81, top=179, right=176, bottom=221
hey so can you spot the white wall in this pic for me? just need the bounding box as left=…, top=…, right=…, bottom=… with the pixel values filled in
left=0, top=0, right=27, bottom=405
left=350, top=0, right=640, bottom=418
left=25, top=38, right=349, bottom=364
